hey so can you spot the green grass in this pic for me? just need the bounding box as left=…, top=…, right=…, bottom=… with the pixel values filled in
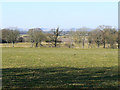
left=2, top=47, right=118, bottom=88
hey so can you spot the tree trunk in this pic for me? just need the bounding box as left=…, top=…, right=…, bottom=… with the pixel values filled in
left=118, top=44, right=120, bottom=49
left=82, top=40, right=84, bottom=48
left=36, top=42, right=38, bottom=47
left=12, top=42, right=14, bottom=47
left=54, top=39, right=57, bottom=47
left=97, top=43, right=99, bottom=48
left=103, top=41, right=105, bottom=48
left=118, top=42, right=120, bottom=49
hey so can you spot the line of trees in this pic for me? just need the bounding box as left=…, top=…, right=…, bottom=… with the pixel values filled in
left=1, top=25, right=120, bottom=48
left=1, top=27, right=62, bottom=48
left=69, top=25, right=118, bottom=48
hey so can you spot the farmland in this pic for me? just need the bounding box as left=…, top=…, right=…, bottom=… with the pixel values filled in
left=2, top=47, right=118, bottom=88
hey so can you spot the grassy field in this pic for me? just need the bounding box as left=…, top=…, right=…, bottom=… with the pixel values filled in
left=2, top=47, right=118, bottom=88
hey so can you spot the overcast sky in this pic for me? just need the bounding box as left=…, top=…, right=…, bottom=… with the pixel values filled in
left=1, top=2, right=118, bottom=30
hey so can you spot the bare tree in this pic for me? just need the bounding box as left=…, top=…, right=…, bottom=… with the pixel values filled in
left=97, top=25, right=107, bottom=48
left=68, top=30, right=76, bottom=48
left=91, top=29, right=102, bottom=48
left=98, top=25, right=118, bottom=48
left=74, top=30, right=82, bottom=44
left=88, top=31, right=93, bottom=48
left=50, top=27, right=62, bottom=47
left=97, top=25, right=112, bottom=48
left=77, top=27, right=88, bottom=48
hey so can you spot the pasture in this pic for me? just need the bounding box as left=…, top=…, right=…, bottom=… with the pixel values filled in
left=2, top=47, right=118, bottom=88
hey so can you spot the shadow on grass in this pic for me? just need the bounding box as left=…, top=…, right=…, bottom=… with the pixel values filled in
left=2, top=66, right=118, bottom=89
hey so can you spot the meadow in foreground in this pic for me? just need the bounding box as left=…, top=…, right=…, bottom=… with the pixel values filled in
left=2, top=47, right=118, bottom=88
